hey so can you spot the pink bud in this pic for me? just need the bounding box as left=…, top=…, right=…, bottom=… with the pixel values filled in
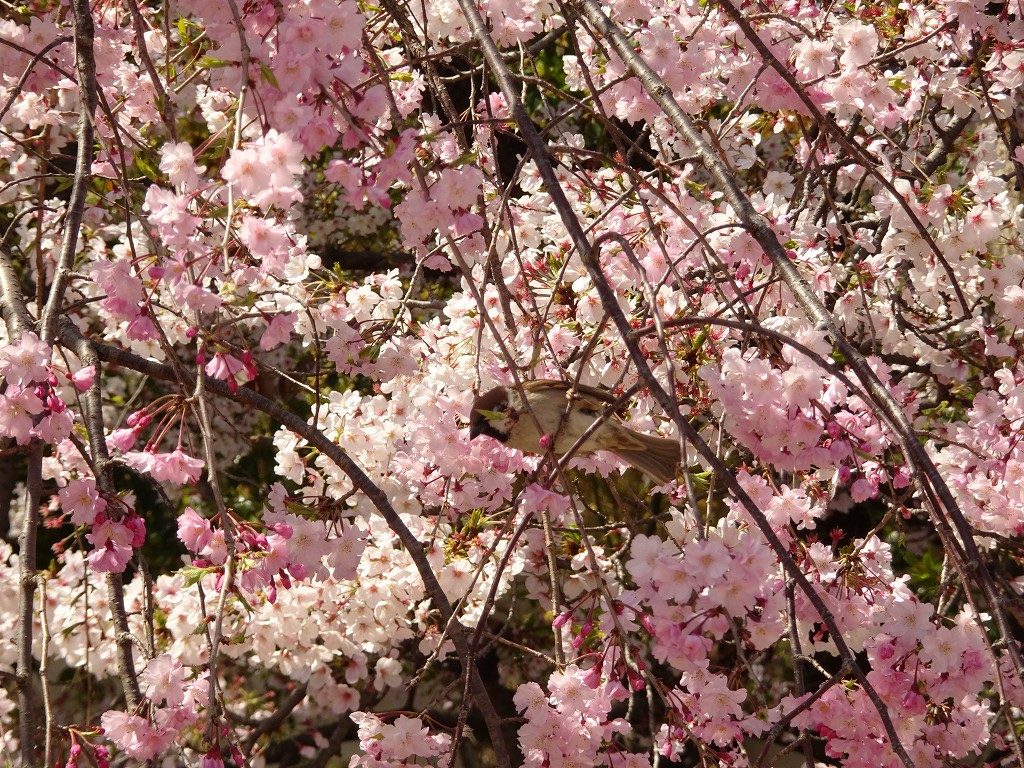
left=186, top=326, right=199, bottom=338
left=539, top=434, right=552, bottom=449
left=71, top=365, right=96, bottom=391
left=552, top=610, right=572, bottom=629
left=200, top=749, right=225, bottom=768
left=126, top=410, right=147, bottom=428
left=628, top=669, right=646, bottom=691
left=639, top=613, right=656, bottom=636
left=901, top=689, right=925, bottom=715
left=126, top=515, right=147, bottom=547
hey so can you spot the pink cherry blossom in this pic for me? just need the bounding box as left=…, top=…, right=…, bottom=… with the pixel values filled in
left=159, top=141, right=206, bottom=190
left=0, top=387, right=44, bottom=445
left=86, top=519, right=135, bottom=573
left=99, top=710, right=174, bottom=760
left=0, top=331, right=50, bottom=387
left=140, top=654, right=186, bottom=707
left=124, top=449, right=205, bottom=484
left=70, top=364, right=96, bottom=391
left=177, top=507, right=212, bottom=552
left=58, top=477, right=107, bottom=526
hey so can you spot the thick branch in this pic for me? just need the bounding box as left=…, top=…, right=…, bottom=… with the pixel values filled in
left=17, top=442, right=43, bottom=768
left=0, top=247, right=35, bottom=337
left=39, top=0, right=97, bottom=346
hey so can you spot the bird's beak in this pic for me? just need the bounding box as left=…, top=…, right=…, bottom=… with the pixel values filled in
left=469, top=419, right=485, bottom=439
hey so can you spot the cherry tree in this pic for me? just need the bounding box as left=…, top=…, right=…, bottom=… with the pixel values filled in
left=0, top=0, right=1022, bottom=766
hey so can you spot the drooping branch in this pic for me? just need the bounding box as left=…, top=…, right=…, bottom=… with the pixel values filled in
left=67, top=333, right=512, bottom=768
left=573, top=0, right=1024, bottom=686
left=715, top=0, right=970, bottom=316
left=450, top=0, right=919, bottom=763
left=17, top=442, right=43, bottom=767
left=580, top=238, right=920, bottom=768
left=59, top=320, right=142, bottom=710
left=0, top=36, right=72, bottom=127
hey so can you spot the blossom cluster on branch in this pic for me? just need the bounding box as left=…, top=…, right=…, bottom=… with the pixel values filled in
left=0, top=0, right=1022, bottom=766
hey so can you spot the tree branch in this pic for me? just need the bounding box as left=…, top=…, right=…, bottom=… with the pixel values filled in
left=39, top=0, right=97, bottom=346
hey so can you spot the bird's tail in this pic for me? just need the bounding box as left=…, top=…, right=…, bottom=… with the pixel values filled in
left=611, top=433, right=681, bottom=486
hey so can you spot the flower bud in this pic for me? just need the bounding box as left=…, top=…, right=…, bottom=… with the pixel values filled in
left=639, top=613, right=657, bottom=636
left=552, top=610, right=572, bottom=629
left=627, top=669, right=646, bottom=691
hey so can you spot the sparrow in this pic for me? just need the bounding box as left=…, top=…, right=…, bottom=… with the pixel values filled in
left=469, top=379, right=680, bottom=485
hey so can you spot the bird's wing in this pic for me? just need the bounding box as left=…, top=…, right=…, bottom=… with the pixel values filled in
left=524, top=379, right=623, bottom=414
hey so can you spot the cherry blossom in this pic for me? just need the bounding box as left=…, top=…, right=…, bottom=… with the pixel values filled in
left=0, top=331, right=50, bottom=387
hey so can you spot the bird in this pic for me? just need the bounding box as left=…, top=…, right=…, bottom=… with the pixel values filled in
left=469, top=379, right=680, bottom=485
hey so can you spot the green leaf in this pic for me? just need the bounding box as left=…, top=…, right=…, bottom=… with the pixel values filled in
left=135, top=151, right=159, bottom=182
left=475, top=408, right=506, bottom=421
left=180, top=565, right=219, bottom=587
left=260, top=62, right=279, bottom=89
